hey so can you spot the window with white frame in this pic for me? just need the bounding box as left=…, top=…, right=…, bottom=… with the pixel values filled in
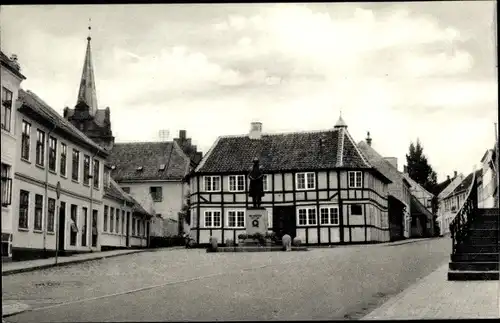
left=93, top=159, right=100, bottom=189
left=350, top=204, right=363, bottom=216
left=204, top=210, right=221, bottom=228
left=34, top=194, right=43, bottom=231
left=47, top=198, right=55, bottom=233
left=72, top=149, right=80, bottom=181
left=227, top=210, right=245, bottom=228
left=149, top=186, right=162, bottom=202
left=228, top=175, right=245, bottom=192
left=48, top=137, right=57, bottom=172
left=36, top=129, right=46, bottom=167
left=83, top=155, right=90, bottom=185
left=296, top=172, right=315, bottom=190
left=1, top=163, right=12, bottom=207
left=297, top=207, right=317, bottom=226
left=263, top=174, right=269, bottom=191
left=18, top=190, right=29, bottom=229
left=103, top=205, right=108, bottom=232
left=60, top=142, right=67, bottom=176
left=1, top=87, right=13, bottom=132
left=204, top=176, right=221, bottom=192
left=348, top=171, right=363, bottom=188
left=320, top=206, right=339, bottom=225
left=21, top=120, right=31, bottom=160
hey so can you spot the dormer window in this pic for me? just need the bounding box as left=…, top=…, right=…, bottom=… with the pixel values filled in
left=136, top=166, right=143, bottom=171
left=159, top=164, right=166, bottom=171
left=111, top=165, right=116, bottom=170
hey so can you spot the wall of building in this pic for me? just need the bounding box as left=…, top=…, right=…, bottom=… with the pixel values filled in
left=479, top=153, right=496, bottom=208
left=1, top=64, right=24, bottom=260
left=10, top=112, right=107, bottom=258
left=189, top=169, right=390, bottom=245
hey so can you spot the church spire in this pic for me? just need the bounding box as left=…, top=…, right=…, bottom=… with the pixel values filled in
left=76, top=19, right=98, bottom=116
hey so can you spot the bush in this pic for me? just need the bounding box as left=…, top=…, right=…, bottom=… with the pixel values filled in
left=292, top=237, right=302, bottom=247
left=150, top=235, right=185, bottom=248
left=225, top=239, right=234, bottom=246
left=282, top=234, right=292, bottom=251
left=238, top=233, right=248, bottom=240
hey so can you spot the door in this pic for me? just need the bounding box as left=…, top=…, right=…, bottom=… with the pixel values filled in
left=126, top=212, right=130, bottom=247
left=58, top=202, right=66, bottom=252
left=272, top=205, right=296, bottom=239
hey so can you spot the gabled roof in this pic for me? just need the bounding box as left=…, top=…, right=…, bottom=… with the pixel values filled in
left=434, top=177, right=453, bottom=196
left=105, top=178, right=152, bottom=217
left=0, top=51, right=26, bottom=80
left=400, top=172, right=434, bottom=198
left=17, top=89, right=108, bottom=158
left=108, top=140, right=191, bottom=182
left=410, top=194, right=434, bottom=222
left=450, top=169, right=481, bottom=197
left=357, top=141, right=410, bottom=204
left=195, top=128, right=391, bottom=183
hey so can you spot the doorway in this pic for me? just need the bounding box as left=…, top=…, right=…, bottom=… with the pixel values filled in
left=272, top=205, right=296, bottom=239
left=58, top=202, right=66, bottom=253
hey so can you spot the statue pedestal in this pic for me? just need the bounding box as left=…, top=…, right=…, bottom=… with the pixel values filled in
left=246, top=207, right=268, bottom=236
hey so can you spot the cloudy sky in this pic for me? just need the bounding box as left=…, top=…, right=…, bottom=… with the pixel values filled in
left=1, top=2, right=497, bottom=182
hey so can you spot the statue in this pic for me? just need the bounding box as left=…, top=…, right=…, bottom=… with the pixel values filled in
left=248, top=158, right=265, bottom=208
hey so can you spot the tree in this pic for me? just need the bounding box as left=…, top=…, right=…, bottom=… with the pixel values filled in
left=406, top=139, right=438, bottom=193
left=406, top=139, right=440, bottom=235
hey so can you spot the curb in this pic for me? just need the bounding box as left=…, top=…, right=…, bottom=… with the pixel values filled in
left=2, top=250, right=146, bottom=277
left=2, top=302, right=30, bottom=318
left=383, top=237, right=442, bottom=247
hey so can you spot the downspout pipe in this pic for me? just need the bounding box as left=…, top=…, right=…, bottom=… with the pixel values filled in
left=89, top=148, right=99, bottom=252
left=43, top=122, right=57, bottom=258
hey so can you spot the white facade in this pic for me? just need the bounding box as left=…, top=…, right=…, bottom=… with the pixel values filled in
left=1, top=54, right=25, bottom=260
left=478, top=149, right=497, bottom=208
left=437, top=174, right=465, bottom=235
left=11, top=90, right=108, bottom=258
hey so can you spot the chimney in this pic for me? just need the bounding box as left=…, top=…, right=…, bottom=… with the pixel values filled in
left=9, top=54, right=21, bottom=70
left=366, top=131, right=372, bottom=146
left=447, top=175, right=450, bottom=181
left=403, top=165, right=408, bottom=174
left=179, top=130, right=187, bottom=140
left=454, top=171, right=457, bottom=178
left=63, top=107, right=69, bottom=118
left=384, top=157, right=398, bottom=170
left=249, top=122, right=262, bottom=140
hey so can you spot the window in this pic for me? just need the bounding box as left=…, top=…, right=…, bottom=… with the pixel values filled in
left=204, top=210, right=221, bottom=228
left=228, top=175, right=245, bottom=192
left=350, top=204, right=363, bottom=216
left=93, top=159, right=100, bottom=189
left=426, top=199, right=432, bottom=208
left=320, top=207, right=339, bottom=225
left=34, top=194, right=43, bottom=231
left=132, top=217, right=136, bottom=236
left=81, top=207, right=88, bottom=246
left=227, top=210, right=245, bottom=228
left=1, top=163, right=12, bottom=206
left=36, top=129, right=46, bottom=166
left=1, top=87, right=13, bottom=132
left=122, top=210, right=125, bottom=235
left=83, top=155, right=90, bottom=185
left=60, top=143, right=67, bottom=176
left=70, top=204, right=78, bottom=246
left=150, top=187, right=163, bottom=202
left=72, top=149, right=80, bottom=181
left=297, top=208, right=317, bottom=226
left=122, top=187, right=130, bottom=193
left=21, top=120, right=31, bottom=160
left=104, top=206, right=108, bottom=232
left=116, top=208, right=120, bottom=233
left=18, top=190, right=29, bottom=229
left=204, top=176, right=221, bottom=192
left=92, top=210, right=98, bottom=247
left=47, top=198, right=55, bottom=232
left=110, top=207, right=114, bottom=233
left=263, top=174, right=269, bottom=191
left=48, top=137, right=57, bottom=172
left=296, top=172, right=315, bottom=190
left=348, top=171, right=363, bottom=188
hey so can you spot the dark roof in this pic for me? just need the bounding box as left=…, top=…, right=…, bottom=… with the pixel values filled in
left=1, top=51, right=26, bottom=80
left=410, top=195, right=434, bottom=221
left=451, top=169, right=482, bottom=196
left=65, top=108, right=108, bottom=127
left=108, top=141, right=191, bottom=181
left=196, top=129, right=391, bottom=183
left=434, top=178, right=453, bottom=196
left=17, top=89, right=108, bottom=157
left=358, top=141, right=410, bottom=204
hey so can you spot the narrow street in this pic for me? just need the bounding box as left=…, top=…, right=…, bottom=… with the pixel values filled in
left=2, top=237, right=451, bottom=322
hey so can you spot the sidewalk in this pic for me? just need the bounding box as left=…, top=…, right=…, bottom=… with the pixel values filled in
left=1, top=249, right=146, bottom=277
left=362, top=263, right=500, bottom=319
left=382, top=236, right=440, bottom=246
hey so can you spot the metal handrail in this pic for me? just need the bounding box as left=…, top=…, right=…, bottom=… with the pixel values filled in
left=450, top=166, right=478, bottom=254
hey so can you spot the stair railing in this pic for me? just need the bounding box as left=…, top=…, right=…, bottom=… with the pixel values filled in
left=450, top=166, right=478, bottom=254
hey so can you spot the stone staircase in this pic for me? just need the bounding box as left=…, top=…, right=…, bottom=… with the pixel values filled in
left=448, top=208, right=499, bottom=280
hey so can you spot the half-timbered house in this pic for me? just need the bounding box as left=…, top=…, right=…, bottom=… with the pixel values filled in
left=188, top=117, right=393, bottom=246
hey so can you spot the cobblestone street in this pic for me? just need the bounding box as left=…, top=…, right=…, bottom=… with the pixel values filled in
left=3, top=238, right=452, bottom=322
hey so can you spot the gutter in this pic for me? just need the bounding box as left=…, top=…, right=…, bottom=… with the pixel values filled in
left=43, top=122, right=57, bottom=258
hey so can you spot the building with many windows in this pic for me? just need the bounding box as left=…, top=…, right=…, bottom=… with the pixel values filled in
left=12, top=89, right=109, bottom=260
left=1, top=51, right=26, bottom=261
left=188, top=118, right=393, bottom=246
